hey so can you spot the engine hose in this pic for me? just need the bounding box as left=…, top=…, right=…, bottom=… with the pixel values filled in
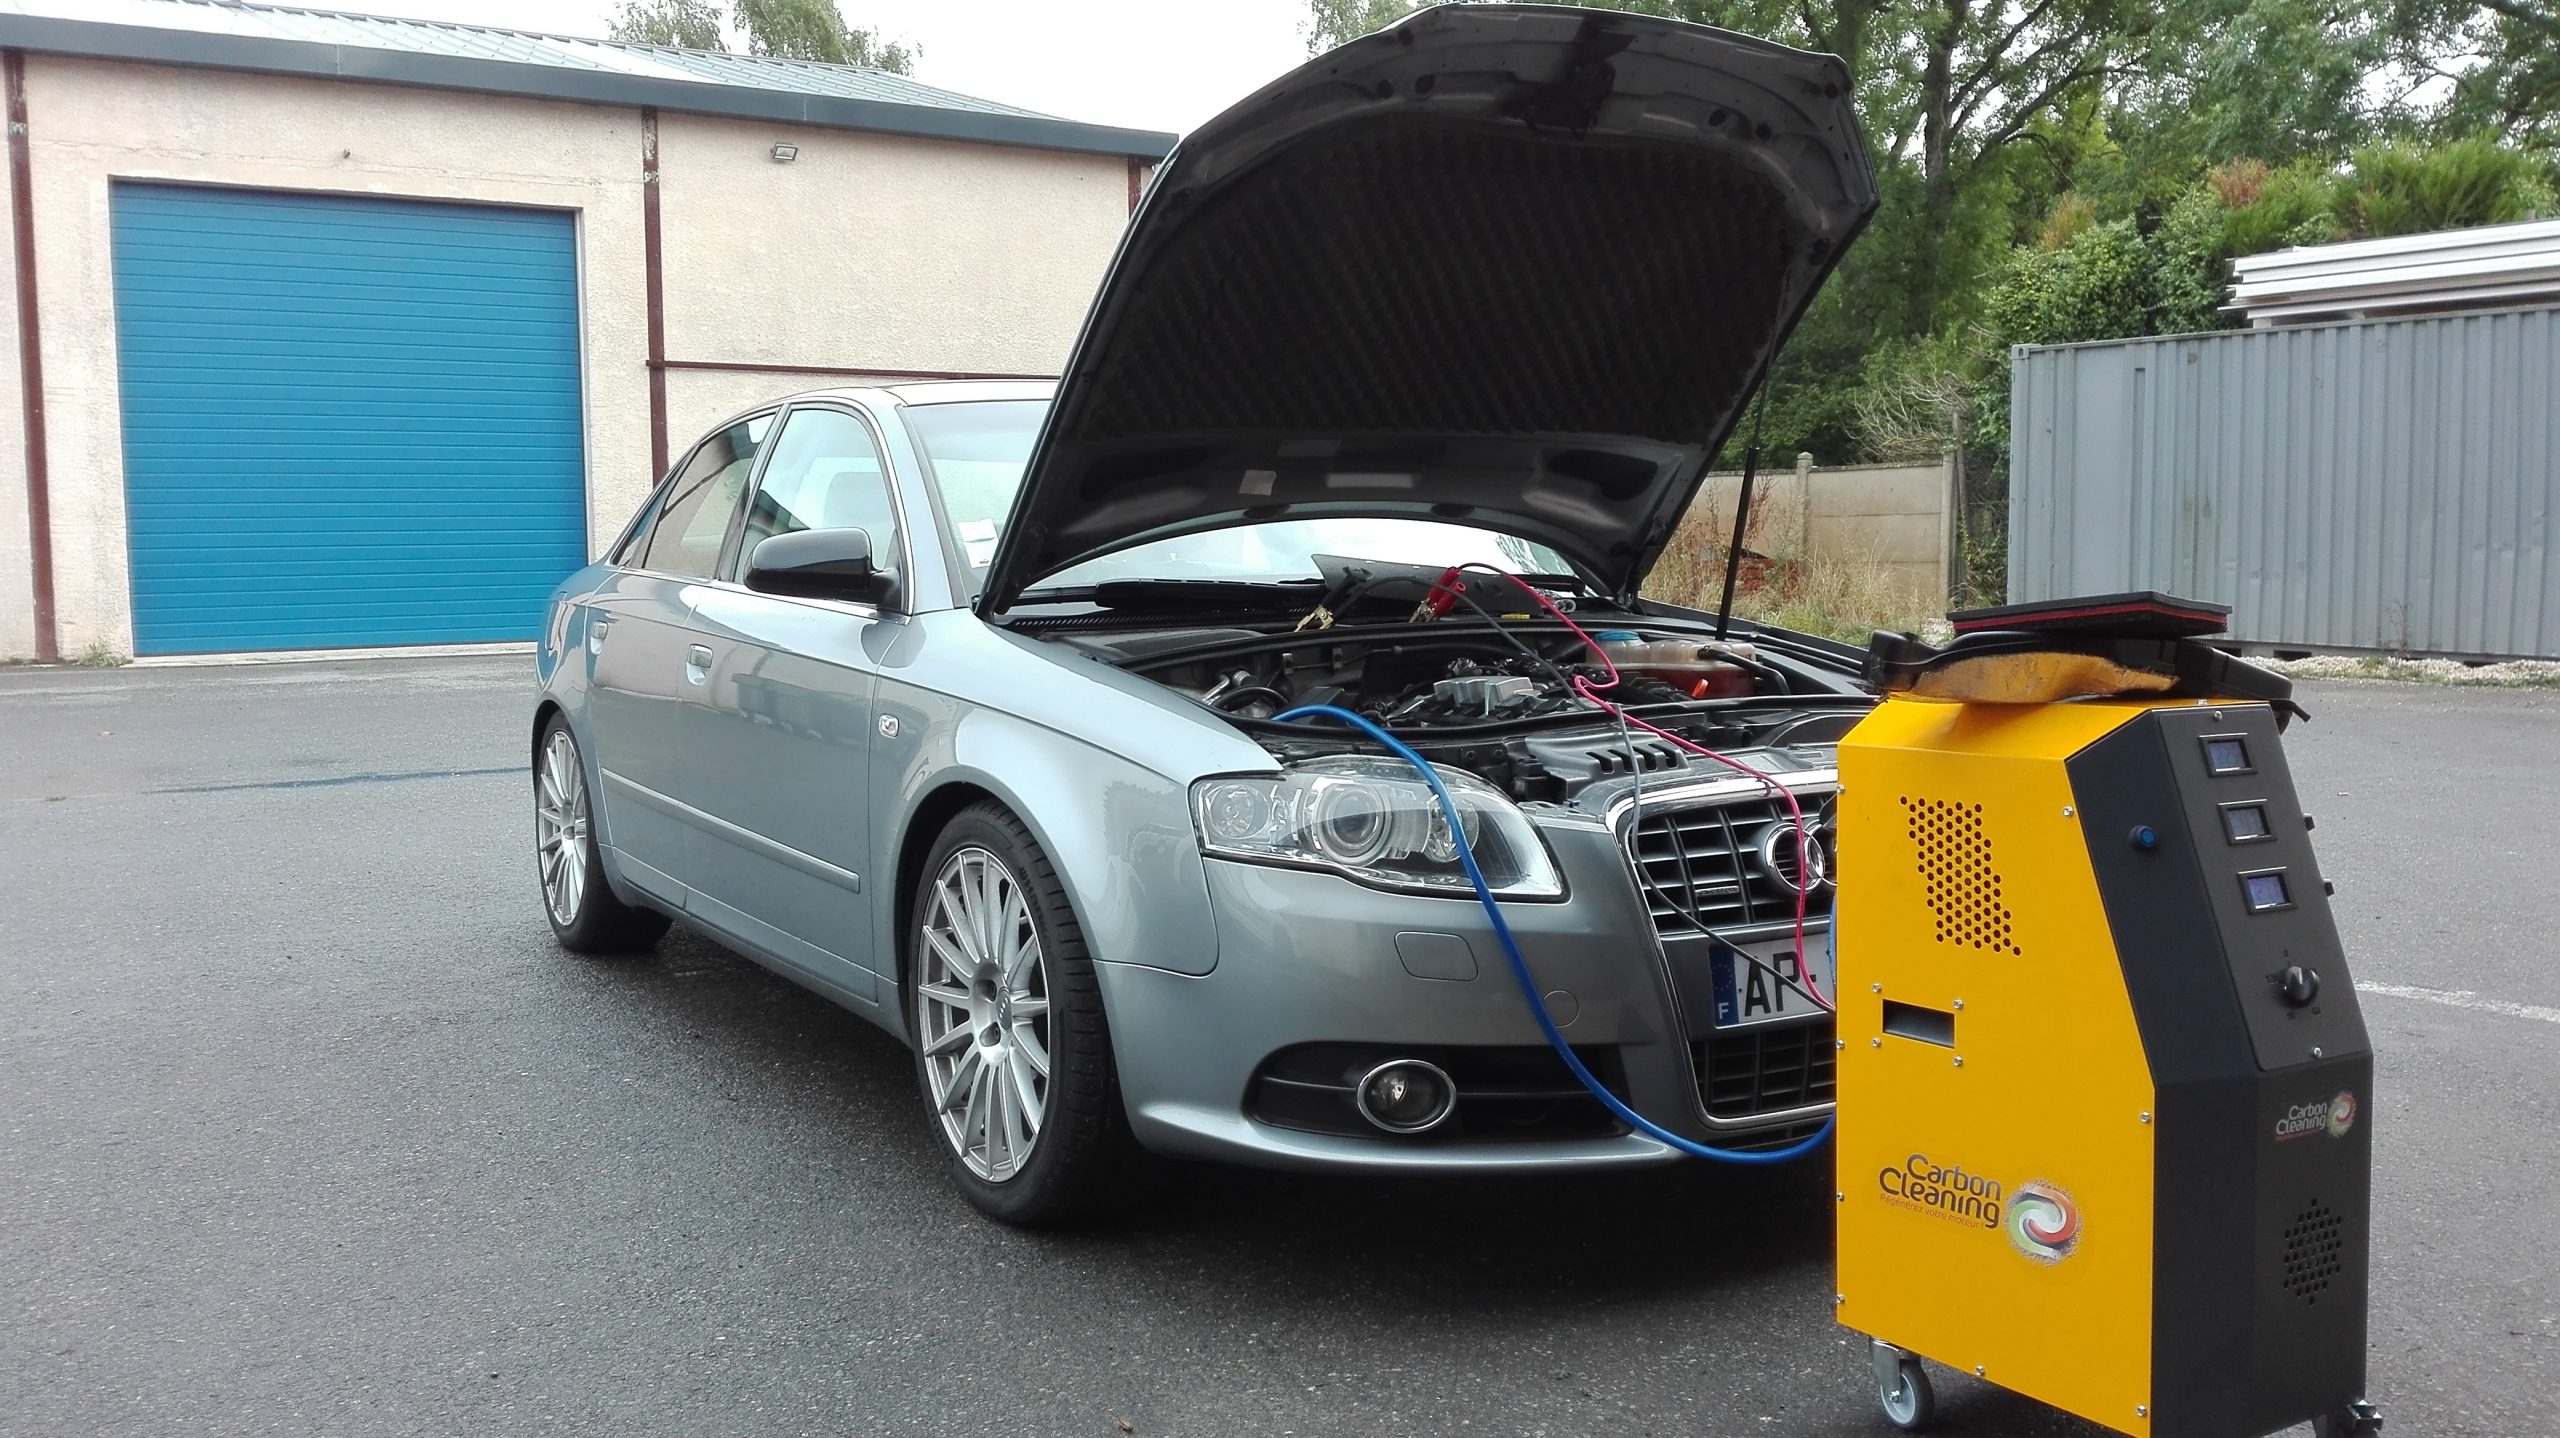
left=1273, top=703, right=1834, bottom=1166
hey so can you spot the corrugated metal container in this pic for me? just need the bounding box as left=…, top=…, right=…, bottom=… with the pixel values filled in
left=2009, top=306, right=2560, bottom=660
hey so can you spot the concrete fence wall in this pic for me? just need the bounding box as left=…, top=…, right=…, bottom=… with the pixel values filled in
left=1687, top=454, right=1959, bottom=607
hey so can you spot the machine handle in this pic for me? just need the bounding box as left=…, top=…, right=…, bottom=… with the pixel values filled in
left=1881, top=999, right=1957, bottom=1047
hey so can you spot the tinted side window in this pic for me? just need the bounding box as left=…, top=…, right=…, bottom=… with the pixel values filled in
left=732, top=408, right=896, bottom=577
left=639, top=414, right=771, bottom=579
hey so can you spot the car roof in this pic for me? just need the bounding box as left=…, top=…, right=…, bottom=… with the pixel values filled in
left=695, top=380, right=1056, bottom=436
left=883, top=379, right=1056, bottom=406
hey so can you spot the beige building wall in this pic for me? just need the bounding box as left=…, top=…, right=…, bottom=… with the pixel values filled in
left=652, top=113, right=1127, bottom=446
left=0, top=58, right=1133, bottom=660
left=0, top=135, right=26, bottom=663
left=15, top=56, right=647, bottom=659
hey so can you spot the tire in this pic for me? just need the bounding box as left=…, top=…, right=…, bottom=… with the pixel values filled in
left=1877, top=1356, right=1935, bottom=1431
left=535, top=716, right=671, bottom=955
left=908, top=801, right=1142, bottom=1225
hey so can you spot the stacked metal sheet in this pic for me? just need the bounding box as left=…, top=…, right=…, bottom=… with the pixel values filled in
left=2224, top=217, right=2560, bottom=327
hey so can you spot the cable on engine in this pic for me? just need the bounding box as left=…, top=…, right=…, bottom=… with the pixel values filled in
left=1450, top=565, right=1835, bottom=1012
left=1423, top=570, right=1829, bottom=1009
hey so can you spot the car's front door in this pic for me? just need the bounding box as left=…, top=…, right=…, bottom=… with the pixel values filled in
left=583, top=413, right=771, bottom=904
left=681, top=403, right=898, bottom=1002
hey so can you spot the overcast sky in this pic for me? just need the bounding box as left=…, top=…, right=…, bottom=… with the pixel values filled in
left=308, top=0, right=1315, bottom=136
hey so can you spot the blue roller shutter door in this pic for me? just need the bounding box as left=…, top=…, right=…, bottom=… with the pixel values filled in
left=110, top=184, right=587, bottom=654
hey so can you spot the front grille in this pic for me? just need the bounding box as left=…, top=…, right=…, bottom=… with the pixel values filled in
left=1249, top=1043, right=1630, bottom=1143
left=1695, top=1018, right=1836, bottom=1120
left=1630, top=795, right=1834, bottom=937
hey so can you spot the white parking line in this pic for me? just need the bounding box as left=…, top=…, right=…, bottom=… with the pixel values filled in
left=2357, top=981, right=2560, bottom=1026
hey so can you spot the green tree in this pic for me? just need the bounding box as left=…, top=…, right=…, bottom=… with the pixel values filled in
left=1303, top=0, right=1432, bottom=50
left=2342, top=131, right=2558, bottom=233
left=2114, top=0, right=2400, bottom=172
left=736, top=0, right=917, bottom=71
left=2391, top=0, right=2560, bottom=146
left=606, top=0, right=917, bottom=74
left=608, top=0, right=723, bottom=50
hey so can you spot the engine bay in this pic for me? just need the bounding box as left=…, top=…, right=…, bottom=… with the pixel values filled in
left=1047, top=607, right=1872, bottom=803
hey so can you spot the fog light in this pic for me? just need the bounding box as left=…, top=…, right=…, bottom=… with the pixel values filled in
left=1355, top=1059, right=1455, bottom=1134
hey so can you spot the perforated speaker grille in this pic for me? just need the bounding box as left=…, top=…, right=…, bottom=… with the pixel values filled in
left=1901, top=796, right=2020, bottom=953
left=2282, top=1200, right=2347, bottom=1304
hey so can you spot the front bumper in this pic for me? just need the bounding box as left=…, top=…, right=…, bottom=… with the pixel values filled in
left=1095, top=812, right=1831, bottom=1171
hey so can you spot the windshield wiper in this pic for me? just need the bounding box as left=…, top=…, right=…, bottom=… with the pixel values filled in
left=1013, top=577, right=1327, bottom=610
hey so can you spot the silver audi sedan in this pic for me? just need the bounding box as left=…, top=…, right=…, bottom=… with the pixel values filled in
left=530, top=4, right=1881, bottom=1223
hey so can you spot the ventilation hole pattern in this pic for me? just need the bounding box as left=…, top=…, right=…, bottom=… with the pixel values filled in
left=2282, top=1200, right=2347, bottom=1304
left=1900, top=796, right=2020, bottom=953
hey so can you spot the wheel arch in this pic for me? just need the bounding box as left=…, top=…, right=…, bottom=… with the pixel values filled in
left=883, top=741, right=1218, bottom=1040
left=891, top=778, right=1004, bottom=1027
left=530, top=698, right=652, bottom=913
left=532, top=698, right=566, bottom=770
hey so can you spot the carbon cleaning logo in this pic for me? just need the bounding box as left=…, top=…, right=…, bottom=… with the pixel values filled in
left=2276, top=1091, right=2359, bottom=1143
left=2004, top=1181, right=2081, bottom=1263
left=1877, top=1154, right=2084, bottom=1263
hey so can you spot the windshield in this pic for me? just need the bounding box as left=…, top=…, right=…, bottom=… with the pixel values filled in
left=903, top=399, right=1575, bottom=597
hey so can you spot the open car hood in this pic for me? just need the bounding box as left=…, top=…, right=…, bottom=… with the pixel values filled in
left=978, top=2, right=1876, bottom=613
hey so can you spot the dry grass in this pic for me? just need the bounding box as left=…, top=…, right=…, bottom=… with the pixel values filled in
left=1643, top=496, right=1938, bottom=645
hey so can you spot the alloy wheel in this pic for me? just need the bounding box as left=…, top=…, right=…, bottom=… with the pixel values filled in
left=536, top=729, right=590, bottom=926
left=916, top=846, right=1052, bottom=1182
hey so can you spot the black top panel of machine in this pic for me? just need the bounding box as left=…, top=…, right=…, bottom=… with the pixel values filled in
left=1949, top=590, right=2231, bottom=637
left=2070, top=704, right=2366, bottom=1077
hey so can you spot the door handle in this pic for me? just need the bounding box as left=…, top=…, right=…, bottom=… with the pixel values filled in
left=586, top=611, right=614, bottom=655
left=685, top=644, right=713, bottom=684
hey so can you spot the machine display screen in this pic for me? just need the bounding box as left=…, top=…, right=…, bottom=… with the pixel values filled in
left=2242, top=871, right=2293, bottom=912
left=2203, top=737, right=2253, bottom=774
left=2222, top=804, right=2272, bottom=842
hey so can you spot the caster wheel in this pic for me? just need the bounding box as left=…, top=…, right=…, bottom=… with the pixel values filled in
left=1875, top=1355, right=1935, bottom=1431
left=2313, top=1399, right=2383, bottom=1438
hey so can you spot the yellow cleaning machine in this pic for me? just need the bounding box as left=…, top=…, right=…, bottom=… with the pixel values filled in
left=1832, top=594, right=2379, bottom=1438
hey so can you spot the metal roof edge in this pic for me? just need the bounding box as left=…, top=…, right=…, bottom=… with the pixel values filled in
left=0, top=13, right=1178, bottom=160
left=2011, top=300, right=2560, bottom=355
left=2230, top=215, right=2560, bottom=273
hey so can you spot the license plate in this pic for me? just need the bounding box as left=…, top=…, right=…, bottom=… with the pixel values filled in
left=1708, top=928, right=1835, bottom=1029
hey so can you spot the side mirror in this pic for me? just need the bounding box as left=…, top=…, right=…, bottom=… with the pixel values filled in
left=744, top=527, right=895, bottom=607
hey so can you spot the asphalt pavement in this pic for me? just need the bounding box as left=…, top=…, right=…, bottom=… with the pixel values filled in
left=2, top=657, right=2553, bottom=1437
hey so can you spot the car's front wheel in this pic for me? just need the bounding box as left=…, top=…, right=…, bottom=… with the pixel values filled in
left=535, top=717, right=671, bottom=954
left=910, top=802, right=1140, bottom=1225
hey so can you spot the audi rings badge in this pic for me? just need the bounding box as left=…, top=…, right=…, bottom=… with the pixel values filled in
left=1755, top=818, right=1832, bottom=895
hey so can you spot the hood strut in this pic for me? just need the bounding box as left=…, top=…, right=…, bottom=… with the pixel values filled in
left=1713, top=379, right=1775, bottom=640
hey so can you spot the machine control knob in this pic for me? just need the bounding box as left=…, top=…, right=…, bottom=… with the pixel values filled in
left=2276, top=965, right=2322, bottom=1007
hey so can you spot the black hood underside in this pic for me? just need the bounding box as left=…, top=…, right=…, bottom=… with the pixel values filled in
left=982, top=3, right=1877, bottom=611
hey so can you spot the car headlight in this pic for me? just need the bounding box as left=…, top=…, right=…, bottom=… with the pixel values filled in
left=1191, top=755, right=1563, bottom=899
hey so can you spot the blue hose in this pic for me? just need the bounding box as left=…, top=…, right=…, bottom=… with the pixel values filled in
left=1275, top=704, right=1833, bottom=1165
